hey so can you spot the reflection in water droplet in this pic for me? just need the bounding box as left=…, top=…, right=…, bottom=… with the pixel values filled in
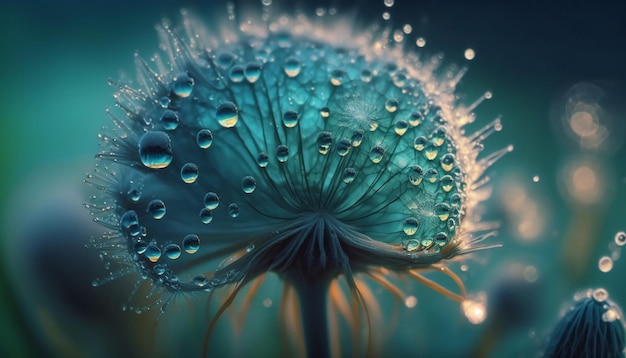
left=196, top=129, right=213, bottom=149
left=145, top=244, right=162, bottom=263
left=216, top=102, right=239, bottom=128
left=283, top=110, right=299, bottom=128
left=120, top=210, right=140, bottom=236
left=160, top=110, right=179, bottom=130
left=317, top=132, right=332, bottom=155
left=342, top=168, right=356, bottom=184
left=242, top=176, right=257, bottom=194
left=204, top=192, right=220, bottom=210
left=147, top=199, right=166, bottom=219
left=368, top=146, right=385, bottom=163
left=138, top=131, right=173, bottom=169
left=180, top=163, right=199, bottom=184
left=403, top=218, right=419, bottom=235
left=408, top=165, right=423, bottom=185
left=276, top=145, right=289, bottom=162
left=228, top=203, right=240, bottom=218
left=182, top=234, right=200, bottom=254
left=164, top=244, right=182, bottom=260
left=172, top=73, right=194, bottom=98
left=245, top=62, right=262, bottom=83
left=257, top=152, right=269, bottom=168
left=284, top=56, right=302, bottom=77
left=199, top=208, right=213, bottom=224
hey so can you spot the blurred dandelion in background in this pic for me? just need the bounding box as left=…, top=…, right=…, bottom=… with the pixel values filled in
left=85, top=0, right=507, bottom=356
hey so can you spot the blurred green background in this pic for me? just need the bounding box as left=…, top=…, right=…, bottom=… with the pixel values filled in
left=1, top=0, right=625, bottom=357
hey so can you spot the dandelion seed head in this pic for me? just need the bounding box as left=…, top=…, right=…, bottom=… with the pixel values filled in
left=86, top=2, right=506, bottom=353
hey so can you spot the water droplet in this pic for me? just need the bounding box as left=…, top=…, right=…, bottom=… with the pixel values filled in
left=216, top=101, right=238, bottom=128
left=242, top=176, right=257, bottom=194
left=421, top=237, right=434, bottom=248
left=330, top=69, right=345, bottom=86
left=196, top=129, right=213, bottom=149
left=450, top=193, right=462, bottom=206
left=134, top=239, right=148, bottom=254
left=405, top=239, right=420, bottom=252
left=615, top=231, right=626, bottom=246
left=199, top=208, right=213, bottom=224
left=336, top=138, right=351, bottom=156
left=424, top=143, right=439, bottom=160
left=182, top=234, right=200, bottom=254
left=138, top=131, right=173, bottom=169
left=405, top=295, right=417, bottom=308
left=172, top=73, right=194, bottom=98
left=394, top=120, right=408, bottom=136
left=246, top=243, right=255, bottom=252
left=369, top=146, right=385, bottom=163
left=342, top=168, right=357, bottom=184
left=228, top=203, right=240, bottom=218
left=408, top=165, right=423, bottom=185
left=599, top=256, right=613, bottom=272
left=147, top=199, right=166, bottom=219
left=462, top=299, right=487, bottom=324
left=440, top=153, right=455, bottom=171
left=163, top=244, right=181, bottom=260
left=284, top=56, right=302, bottom=77
left=159, top=96, right=171, bottom=108
left=320, top=107, right=330, bottom=118
left=283, top=110, right=299, bottom=128
left=180, top=163, right=199, bottom=184
left=385, top=98, right=399, bottom=112
left=317, top=132, right=332, bottom=155
left=369, top=122, right=379, bottom=132
left=603, top=308, right=619, bottom=322
left=229, top=65, right=245, bottom=82
left=409, top=112, right=423, bottom=126
left=413, top=136, right=427, bottom=151
left=434, top=232, right=448, bottom=247
left=160, top=110, right=179, bottom=130
left=245, top=62, right=262, bottom=83
left=257, top=152, right=269, bottom=167
left=120, top=210, right=141, bottom=236
left=203, top=192, right=220, bottom=210
left=593, top=288, right=608, bottom=302
left=403, top=217, right=419, bottom=235
left=424, top=168, right=438, bottom=183
left=416, top=37, right=426, bottom=48
left=276, top=145, right=289, bottom=162
left=431, top=127, right=446, bottom=146
left=154, top=264, right=167, bottom=275
left=440, top=175, right=454, bottom=192
left=216, top=51, right=236, bottom=69
left=532, top=175, right=540, bottom=183
left=145, top=244, right=162, bottom=263
left=435, top=203, right=451, bottom=221
left=350, top=130, right=364, bottom=147
left=193, top=275, right=209, bottom=287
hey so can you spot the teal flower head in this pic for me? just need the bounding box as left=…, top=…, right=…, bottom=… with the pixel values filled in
left=87, top=5, right=508, bottom=356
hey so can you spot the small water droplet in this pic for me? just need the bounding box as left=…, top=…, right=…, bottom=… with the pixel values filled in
left=440, top=175, right=454, bottom=192
left=342, top=168, right=357, bottom=184
left=172, top=73, right=194, bottom=98
left=228, top=203, right=240, bottom=218
left=245, top=62, right=262, bottom=83
left=138, top=131, right=173, bottom=169
left=431, top=128, right=446, bottom=146
left=153, top=264, right=167, bottom=275
left=276, top=145, right=289, bottom=162
left=196, top=129, right=213, bottom=149
left=257, top=152, right=269, bottom=168
left=246, top=243, right=255, bottom=252
left=216, top=51, right=236, bottom=69
left=394, top=120, right=408, bottom=136
left=120, top=210, right=141, bottom=236
left=405, top=239, right=420, bottom=252
left=330, top=69, right=345, bottom=86
left=147, top=199, right=166, bottom=219
left=440, top=153, right=455, bottom=172
left=134, top=239, right=148, bottom=254
left=599, top=256, right=613, bottom=272
left=242, top=176, right=257, bottom=194
left=180, top=163, right=199, bottom=183
left=408, top=165, right=423, bottom=185
left=413, top=136, right=427, bottom=151
left=216, top=102, right=238, bottom=128
left=434, top=232, right=448, bottom=247
left=203, top=192, right=220, bottom=210
left=350, top=130, right=364, bottom=147
left=159, top=96, right=171, bottom=108
left=336, top=138, right=351, bottom=156
left=284, top=56, right=302, bottom=77
left=199, top=208, right=213, bottom=224
left=532, top=175, right=540, bottom=183
left=368, top=146, right=385, bottom=163
left=229, top=65, right=245, bottom=82
left=182, top=234, right=200, bottom=254
left=403, top=217, right=419, bottom=235
left=424, top=143, right=438, bottom=160
left=145, top=244, right=162, bottom=263
left=435, top=203, right=451, bottom=221
left=163, top=244, right=181, bottom=260
left=424, top=168, right=438, bottom=183
left=320, top=107, right=330, bottom=118
left=360, top=69, right=373, bottom=83
left=193, top=275, right=209, bottom=287
left=592, top=288, right=608, bottom=302
left=160, top=110, right=179, bottom=130
left=282, top=110, right=299, bottom=128
left=614, top=231, right=626, bottom=246
left=385, top=98, right=399, bottom=112
left=409, top=112, right=423, bottom=126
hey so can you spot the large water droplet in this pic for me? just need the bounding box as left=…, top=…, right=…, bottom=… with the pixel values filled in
left=163, top=244, right=181, bottom=260
left=147, top=199, right=166, bottom=219
left=196, top=129, right=213, bottom=149
left=138, top=131, right=173, bottom=169
left=242, top=176, right=257, bottom=194
left=172, top=73, right=194, bottom=98
left=317, top=132, right=332, bottom=154
left=283, top=110, right=299, bottom=128
left=180, top=163, right=199, bottom=184
left=160, top=110, right=179, bottom=130
left=369, top=146, right=385, bottom=163
left=284, top=56, right=302, bottom=77
left=182, top=234, right=200, bottom=254
left=120, top=210, right=140, bottom=236
left=204, top=192, right=220, bottom=210
left=228, top=203, right=240, bottom=218
left=245, top=62, right=262, bottom=83
left=342, top=168, right=357, bottom=184
left=276, top=145, right=289, bottom=162
left=403, top=218, right=419, bottom=235
left=216, top=102, right=238, bottom=128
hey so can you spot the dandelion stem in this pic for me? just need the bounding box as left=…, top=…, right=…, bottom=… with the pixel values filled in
left=294, top=275, right=331, bottom=358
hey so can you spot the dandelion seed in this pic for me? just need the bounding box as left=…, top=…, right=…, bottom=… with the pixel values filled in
left=86, top=2, right=507, bottom=356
